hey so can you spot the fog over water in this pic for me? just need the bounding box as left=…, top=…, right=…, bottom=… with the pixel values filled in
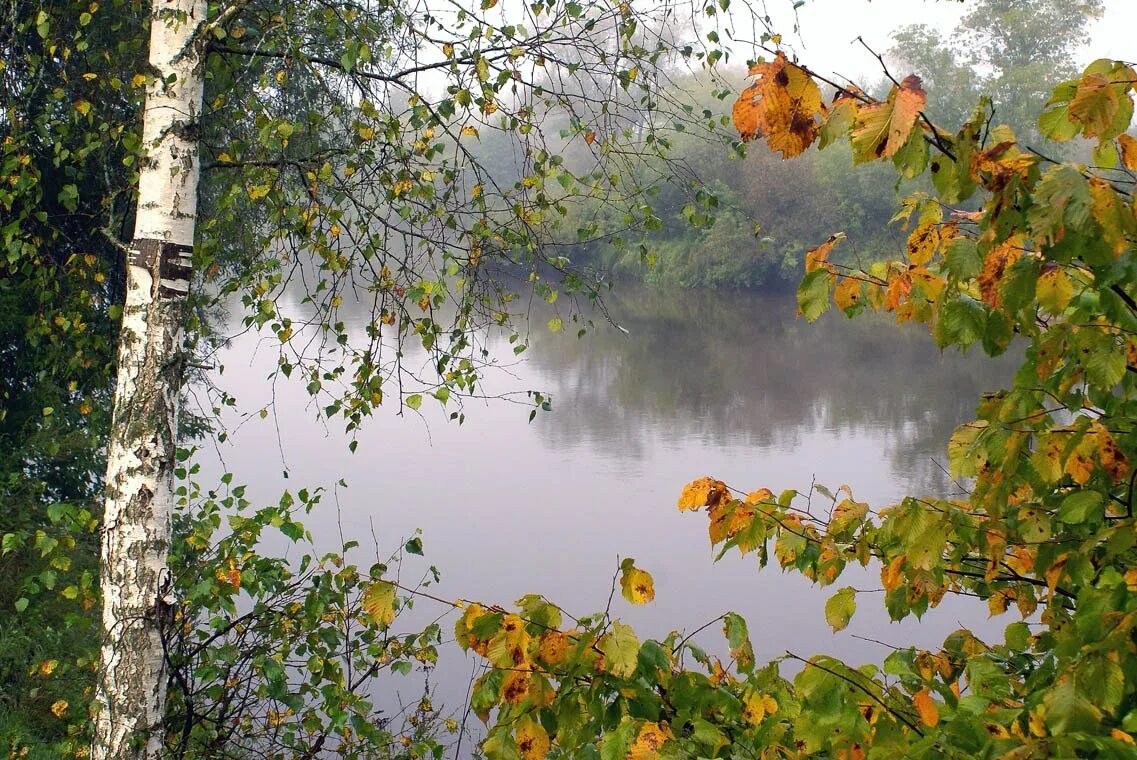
left=193, top=285, right=1018, bottom=726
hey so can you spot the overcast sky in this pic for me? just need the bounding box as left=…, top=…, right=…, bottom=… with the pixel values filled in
left=758, top=0, right=1133, bottom=81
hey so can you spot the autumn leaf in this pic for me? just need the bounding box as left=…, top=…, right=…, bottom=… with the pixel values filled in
left=732, top=52, right=823, bottom=158
left=50, top=700, right=68, bottom=718
left=501, top=668, right=531, bottom=705
left=627, top=721, right=671, bottom=759
left=851, top=75, right=926, bottom=162
left=677, top=477, right=731, bottom=511
left=977, top=241, right=1021, bottom=308
left=741, top=691, right=778, bottom=725
left=536, top=630, right=569, bottom=666
left=362, top=580, right=397, bottom=627
left=905, top=222, right=955, bottom=266
left=487, top=614, right=531, bottom=668
left=805, top=233, right=845, bottom=273
left=515, top=716, right=550, bottom=760
left=833, top=277, right=862, bottom=311
left=619, top=558, right=656, bottom=605
left=1119, top=134, right=1137, bottom=170
left=1036, top=265, right=1074, bottom=314
left=913, top=689, right=939, bottom=727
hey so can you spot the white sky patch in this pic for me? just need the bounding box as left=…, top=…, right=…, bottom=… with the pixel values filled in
left=764, top=0, right=1134, bottom=83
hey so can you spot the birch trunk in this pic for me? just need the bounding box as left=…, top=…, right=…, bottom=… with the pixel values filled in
left=93, top=0, right=206, bottom=756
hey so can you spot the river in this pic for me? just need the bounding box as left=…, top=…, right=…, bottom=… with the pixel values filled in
left=194, top=283, right=1016, bottom=743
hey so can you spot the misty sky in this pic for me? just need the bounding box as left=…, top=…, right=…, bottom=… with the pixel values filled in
left=761, top=0, right=1132, bottom=81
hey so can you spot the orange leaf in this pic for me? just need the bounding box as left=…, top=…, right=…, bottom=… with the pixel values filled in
left=1119, top=134, right=1137, bottom=170
left=732, top=52, right=823, bottom=158
left=977, top=241, right=1021, bottom=308
left=913, top=689, right=939, bottom=727
left=805, top=233, right=844, bottom=273
left=833, top=277, right=862, bottom=311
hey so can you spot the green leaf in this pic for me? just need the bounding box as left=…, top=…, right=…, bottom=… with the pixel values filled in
left=1059, top=491, right=1102, bottom=525
left=944, top=237, right=981, bottom=280
left=824, top=586, right=856, bottom=632
left=405, top=394, right=422, bottom=411
left=1043, top=676, right=1102, bottom=735
left=723, top=612, right=755, bottom=672
left=797, top=269, right=832, bottom=323
left=600, top=622, right=639, bottom=678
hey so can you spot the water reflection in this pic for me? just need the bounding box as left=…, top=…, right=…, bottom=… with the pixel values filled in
left=527, top=286, right=1015, bottom=498
left=196, top=285, right=1017, bottom=731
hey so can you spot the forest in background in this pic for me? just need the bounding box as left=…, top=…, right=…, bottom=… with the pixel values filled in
left=497, top=2, right=1102, bottom=289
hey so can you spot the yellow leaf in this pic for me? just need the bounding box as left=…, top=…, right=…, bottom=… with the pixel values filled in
left=1036, top=266, right=1073, bottom=314
left=442, top=43, right=454, bottom=58
left=460, top=125, right=479, bottom=138
left=833, top=277, right=862, bottom=311
left=988, top=590, right=1010, bottom=616
left=913, top=689, right=939, bottom=727
left=362, top=580, right=397, bottom=627
left=74, top=99, right=91, bottom=116
left=357, top=125, right=375, bottom=141
left=130, top=73, right=147, bottom=88
left=627, top=721, right=671, bottom=760
left=906, top=222, right=940, bottom=266
left=51, top=700, right=69, bottom=718
left=851, top=74, right=926, bottom=161
left=487, top=614, right=531, bottom=668
left=515, top=716, right=550, bottom=760
left=1113, top=729, right=1137, bottom=745
left=619, top=562, right=656, bottom=605
left=501, top=668, right=531, bottom=705
left=536, top=630, right=569, bottom=666
left=741, top=691, right=777, bottom=725
left=472, top=183, right=483, bottom=199
left=744, top=488, right=773, bottom=505
left=677, top=477, right=731, bottom=511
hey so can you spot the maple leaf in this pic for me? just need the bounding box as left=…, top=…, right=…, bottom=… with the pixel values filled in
left=851, top=74, right=926, bottom=162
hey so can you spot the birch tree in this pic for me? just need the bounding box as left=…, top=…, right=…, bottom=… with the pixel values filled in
left=69, top=0, right=752, bottom=753
left=93, top=0, right=207, bottom=756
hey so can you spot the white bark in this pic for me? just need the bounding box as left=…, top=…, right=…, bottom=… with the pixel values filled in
left=93, top=1, right=206, bottom=757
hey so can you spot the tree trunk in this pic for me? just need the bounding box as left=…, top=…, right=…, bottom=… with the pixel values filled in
left=93, top=0, right=206, bottom=756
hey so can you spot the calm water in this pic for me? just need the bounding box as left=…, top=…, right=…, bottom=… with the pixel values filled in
left=194, top=285, right=1016, bottom=728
